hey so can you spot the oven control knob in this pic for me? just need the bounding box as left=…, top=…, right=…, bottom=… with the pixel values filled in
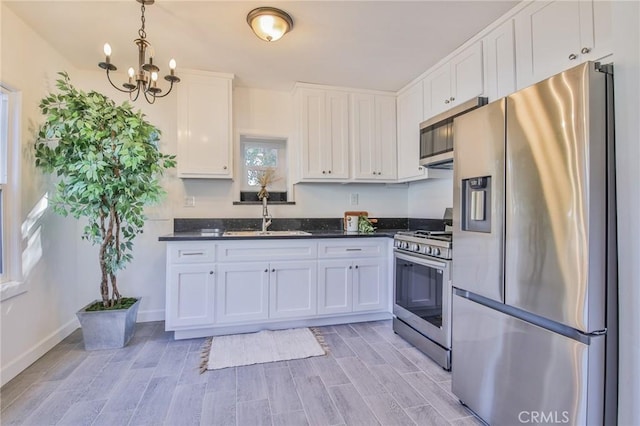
left=424, top=246, right=432, bottom=255
left=432, top=247, right=440, bottom=256
left=409, top=243, right=419, bottom=252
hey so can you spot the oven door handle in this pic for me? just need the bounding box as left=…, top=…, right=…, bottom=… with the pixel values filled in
left=394, top=250, right=448, bottom=269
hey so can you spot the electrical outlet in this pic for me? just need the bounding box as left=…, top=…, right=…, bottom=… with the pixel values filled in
left=349, top=193, right=359, bottom=206
left=184, top=196, right=195, bottom=207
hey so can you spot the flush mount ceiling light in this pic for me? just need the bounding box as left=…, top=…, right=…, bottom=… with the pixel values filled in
left=98, top=0, right=180, bottom=104
left=247, top=7, right=294, bottom=42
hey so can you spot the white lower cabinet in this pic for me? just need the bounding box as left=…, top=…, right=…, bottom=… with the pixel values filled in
left=217, top=260, right=317, bottom=323
left=317, top=240, right=389, bottom=315
left=165, top=238, right=390, bottom=337
left=216, top=262, right=270, bottom=323
left=318, top=260, right=352, bottom=315
left=269, top=261, right=317, bottom=319
left=166, top=243, right=217, bottom=330
left=353, top=259, right=386, bottom=312
left=167, top=264, right=216, bottom=328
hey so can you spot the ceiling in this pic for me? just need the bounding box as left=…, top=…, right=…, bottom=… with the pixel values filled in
left=5, top=1, right=520, bottom=92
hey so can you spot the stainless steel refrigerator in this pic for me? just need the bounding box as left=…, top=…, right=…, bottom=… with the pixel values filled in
left=451, top=62, right=617, bottom=425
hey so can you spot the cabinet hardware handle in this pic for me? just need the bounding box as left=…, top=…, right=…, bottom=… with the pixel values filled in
left=568, top=53, right=578, bottom=60
left=271, top=268, right=275, bottom=272
left=223, top=166, right=228, bottom=170
left=581, top=47, right=591, bottom=54
left=209, top=271, right=214, bottom=275
left=182, top=252, right=205, bottom=256
left=328, top=170, right=332, bottom=174
left=444, top=99, right=450, bottom=104
left=355, top=265, right=359, bottom=269
left=346, top=248, right=362, bottom=251
left=418, top=167, right=423, bottom=170
left=322, top=170, right=326, bottom=174
left=264, top=269, right=268, bottom=273
left=349, top=266, right=352, bottom=269
left=450, top=97, right=455, bottom=102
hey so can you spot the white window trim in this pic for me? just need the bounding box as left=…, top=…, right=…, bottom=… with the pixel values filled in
left=0, top=85, right=25, bottom=301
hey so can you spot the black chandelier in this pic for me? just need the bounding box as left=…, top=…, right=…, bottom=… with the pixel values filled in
left=98, top=0, right=179, bottom=104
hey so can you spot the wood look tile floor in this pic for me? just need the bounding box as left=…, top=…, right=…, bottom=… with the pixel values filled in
left=0, top=320, right=483, bottom=426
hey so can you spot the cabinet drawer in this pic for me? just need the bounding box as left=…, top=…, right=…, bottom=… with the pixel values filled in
left=218, top=240, right=317, bottom=262
left=318, top=240, right=386, bottom=258
left=168, top=242, right=216, bottom=264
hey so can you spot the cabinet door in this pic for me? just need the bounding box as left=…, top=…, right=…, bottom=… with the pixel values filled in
left=423, top=63, right=452, bottom=118
left=325, top=91, right=350, bottom=179
left=269, top=261, right=318, bottom=319
left=397, top=82, right=426, bottom=181
left=484, top=19, right=516, bottom=101
left=177, top=71, right=233, bottom=178
left=353, top=258, right=387, bottom=312
left=351, top=93, right=377, bottom=179
left=167, top=263, right=216, bottom=329
left=299, top=89, right=349, bottom=180
left=300, top=89, right=327, bottom=179
left=318, top=260, right=353, bottom=315
left=216, top=263, right=269, bottom=323
left=375, top=95, right=397, bottom=180
left=450, top=41, right=484, bottom=105
left=515, top=1, right=582, bottom=88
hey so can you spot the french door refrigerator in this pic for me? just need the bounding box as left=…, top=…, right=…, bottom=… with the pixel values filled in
left=451, top=62, right=617, bottom=425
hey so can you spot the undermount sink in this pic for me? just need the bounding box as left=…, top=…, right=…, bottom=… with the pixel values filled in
left=223, top=230, right=312, bottom=237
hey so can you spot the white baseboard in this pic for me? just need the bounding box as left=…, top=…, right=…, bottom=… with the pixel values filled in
left=136, top=309, right=165, bottom=323
left=0, top=317, right=80, bottom=387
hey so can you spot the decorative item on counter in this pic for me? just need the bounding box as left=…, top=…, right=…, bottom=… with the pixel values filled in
left=358, top=215, right=377, bottom=234
left=257, top=168, right=279, bottom=200
left=345, top=215, right=359, bottom=233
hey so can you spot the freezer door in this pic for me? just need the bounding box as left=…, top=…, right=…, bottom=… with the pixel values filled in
left=452, top=293, right=605, bottom=426
left=453, top=99, right=505, bottom=302
left=505, top=62, right=607, bottom=332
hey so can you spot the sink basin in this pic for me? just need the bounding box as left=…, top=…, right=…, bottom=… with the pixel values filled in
left=223, top=230, right=311, bottom=237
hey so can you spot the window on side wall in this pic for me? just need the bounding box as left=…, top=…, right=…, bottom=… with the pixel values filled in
left=240, top=136, right=288, bottom=202
left=0, top=84, right=24, bottom=300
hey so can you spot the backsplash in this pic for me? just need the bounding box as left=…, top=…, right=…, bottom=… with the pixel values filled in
left=174, top=217, right=445, bottom=233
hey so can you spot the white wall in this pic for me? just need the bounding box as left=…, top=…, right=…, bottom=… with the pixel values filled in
left=611, top=1, right=640, bottom=423
left=0, top=6, right=88, bottom=386
left=407, top=176, right=454, bottom=218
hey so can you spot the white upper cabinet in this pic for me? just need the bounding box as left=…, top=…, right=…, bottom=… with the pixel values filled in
left=177, top=70, right=234, bottom=179
left=396, top=82, right=426, bottom=182
left=296, top=87, right=350, bottom=181
left=484, top=19, right=517, bottom=101
left=351, top=94, right=397, bottom=181
left=423, top=41, right=484, bottom=119
left=515, top=0, right=612, bottom=89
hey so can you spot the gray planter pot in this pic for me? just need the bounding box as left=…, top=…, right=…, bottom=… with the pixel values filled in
left=76, top=298, right=141, bottom=351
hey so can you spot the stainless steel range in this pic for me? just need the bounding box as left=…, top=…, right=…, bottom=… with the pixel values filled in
left=393, top=228, right=453, bottom=370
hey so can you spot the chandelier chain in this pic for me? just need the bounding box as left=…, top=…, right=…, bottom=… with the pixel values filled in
left=139, top=3, right=146, bottom=39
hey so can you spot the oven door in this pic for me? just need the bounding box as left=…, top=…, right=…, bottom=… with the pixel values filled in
left=393, top=250, right=451, bottom=349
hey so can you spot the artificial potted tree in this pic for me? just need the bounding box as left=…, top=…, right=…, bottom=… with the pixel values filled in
left=34, top=72, right=176, bottom=350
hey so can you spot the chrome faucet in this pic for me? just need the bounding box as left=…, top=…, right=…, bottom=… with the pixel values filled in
left=261, top=195, right=272, bottom=232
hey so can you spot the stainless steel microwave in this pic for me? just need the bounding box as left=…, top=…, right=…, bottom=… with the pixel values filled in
left=419, top=97, right=488, bottom=169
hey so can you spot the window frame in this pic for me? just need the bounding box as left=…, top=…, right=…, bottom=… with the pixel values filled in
left=240, top=137, right=288, bottom=193
left=0, top=84, right=24, bottom=301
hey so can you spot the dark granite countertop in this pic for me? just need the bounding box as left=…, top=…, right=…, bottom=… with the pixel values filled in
left=158, top=229, right=403, bottom=242
left=159, top=217, right=446, bottom=242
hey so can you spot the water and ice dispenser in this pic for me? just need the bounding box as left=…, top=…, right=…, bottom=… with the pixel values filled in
left=461, top=176, right=491, bottom=233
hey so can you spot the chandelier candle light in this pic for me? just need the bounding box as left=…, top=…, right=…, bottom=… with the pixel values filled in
left=98, top=0, right=179, bottom=104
